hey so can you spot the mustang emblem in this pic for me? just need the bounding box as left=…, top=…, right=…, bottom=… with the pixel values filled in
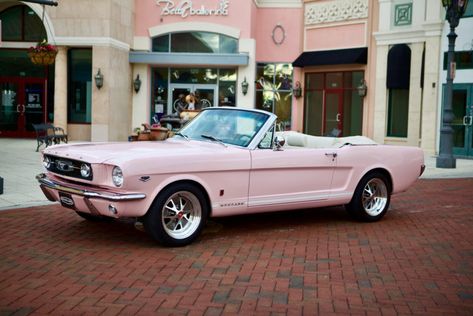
left=56, top=160, right=73, bottom=172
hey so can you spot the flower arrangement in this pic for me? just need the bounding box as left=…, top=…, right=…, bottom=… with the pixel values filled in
left=28, top=39, right=58, bottom=66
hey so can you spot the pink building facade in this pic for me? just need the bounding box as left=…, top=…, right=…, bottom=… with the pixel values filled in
left=1, top=0, right=378, bottom=141
left=130, top=0, right=304, bottom=132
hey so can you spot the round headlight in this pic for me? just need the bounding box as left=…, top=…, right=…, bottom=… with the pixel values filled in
left=43, top=156, right=51, bottom=169
left=80, top=163, right=91, bottom=178
left=112, top=166, right=123, bottom=187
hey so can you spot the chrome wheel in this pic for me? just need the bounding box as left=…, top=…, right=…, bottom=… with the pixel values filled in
left=161, top=191, right=202, bottom=240
left=362, top=178, right=388, bottom=216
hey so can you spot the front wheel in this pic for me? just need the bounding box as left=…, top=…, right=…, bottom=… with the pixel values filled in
left=144, top=183, right=208, bottom=247
left=345, top=172, right=391, bottom=222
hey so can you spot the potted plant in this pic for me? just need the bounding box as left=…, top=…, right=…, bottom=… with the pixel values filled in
left=149, top=123, right=169, bottom=141
left=28, top=39, right=58, bottom=66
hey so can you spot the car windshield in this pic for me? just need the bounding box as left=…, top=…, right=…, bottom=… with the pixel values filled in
left=178, top=108, right=269, bottom=147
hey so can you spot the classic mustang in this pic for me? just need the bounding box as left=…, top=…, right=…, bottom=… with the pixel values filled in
left=37, top=107, right=425, bottom=246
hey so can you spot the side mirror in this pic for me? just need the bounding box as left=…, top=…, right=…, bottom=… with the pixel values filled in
left=273, top=136, right=285, bottom=151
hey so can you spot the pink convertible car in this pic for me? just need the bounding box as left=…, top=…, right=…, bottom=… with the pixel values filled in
left=37, top=107, right=425, bottom=246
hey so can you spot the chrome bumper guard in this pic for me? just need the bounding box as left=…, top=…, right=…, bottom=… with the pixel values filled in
left=36, top=173, right=146, bottom=201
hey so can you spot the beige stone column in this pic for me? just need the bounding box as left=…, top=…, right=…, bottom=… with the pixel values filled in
left=91, top=45, right=132, bottom=142
left=421, top=36, right=442, bottom=155
left=406, top=42, right=424, bottom=146
left=373, top=45, right=389, bottom=143
left=53, top=47, right=68, bottom=132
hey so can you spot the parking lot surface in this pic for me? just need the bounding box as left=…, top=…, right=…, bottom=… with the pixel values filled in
left=1, top=178, right=473, bottom=315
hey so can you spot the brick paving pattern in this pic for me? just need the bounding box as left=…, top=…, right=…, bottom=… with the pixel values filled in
left=1, top=178, right=472, bottom=315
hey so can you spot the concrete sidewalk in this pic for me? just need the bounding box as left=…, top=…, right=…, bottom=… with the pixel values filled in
left=0, top=138, right=472, bottom=211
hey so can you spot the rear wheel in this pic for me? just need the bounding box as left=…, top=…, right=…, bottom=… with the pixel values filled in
left=144, top=183, right=208, bottom=247
left=346, top=172, right=391, bottom=222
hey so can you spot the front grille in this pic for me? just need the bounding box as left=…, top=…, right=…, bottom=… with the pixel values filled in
left=44, top=154, right=93, bottom=181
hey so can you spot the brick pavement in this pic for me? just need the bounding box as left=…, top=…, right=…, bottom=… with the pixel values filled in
left=1, top=178, right=473, bottom=315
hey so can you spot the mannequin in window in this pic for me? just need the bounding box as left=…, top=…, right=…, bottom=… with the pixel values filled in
left=186, top=93, right=196, bottom=110
left=175, top=94, right=187, bottom=114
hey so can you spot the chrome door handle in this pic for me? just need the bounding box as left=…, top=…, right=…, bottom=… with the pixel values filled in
left=464, top=116, right=473, bottom=126
left=336, top=113, right=341, bottom=122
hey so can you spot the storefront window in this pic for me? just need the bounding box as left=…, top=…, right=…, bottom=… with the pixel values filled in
left=255, top=63, right=293, bottom=130
left=170, top=68, right=218, bottom=84
left=386, top=44, right=411, bottom=138
left=151, top=67, right=237, bottom=121
left=152, top=32, right=238, bottom=54
left=304, top=71, right=363, bottom=137
left=0, top=5, right=46, bottom=42
left=387, top=89, right=409, bottom=137
left=218, top=68, right=236, bottom=107
left=151, top=68, right=169, bottom=122
left=68, top=49, right=92, bottom=124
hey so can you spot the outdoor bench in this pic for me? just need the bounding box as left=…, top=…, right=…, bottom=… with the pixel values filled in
left=32, top=123, right=68, bottom=152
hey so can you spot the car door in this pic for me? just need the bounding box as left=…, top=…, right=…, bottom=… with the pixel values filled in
left=248, top=146, right=337, bottom=211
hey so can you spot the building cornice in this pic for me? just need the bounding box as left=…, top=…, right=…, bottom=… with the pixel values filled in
left=55, top=37, right=130, bottom=51
left=254, top=0, right=302, bottom=8
left=374, top=22, right=444, bottom=46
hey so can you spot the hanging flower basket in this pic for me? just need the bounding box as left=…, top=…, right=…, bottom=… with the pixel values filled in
left=28, top=40, right=58, bottom=66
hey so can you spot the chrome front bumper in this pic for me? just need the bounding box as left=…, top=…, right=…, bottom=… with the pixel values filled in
left=36, top=173, right=146, bottom=201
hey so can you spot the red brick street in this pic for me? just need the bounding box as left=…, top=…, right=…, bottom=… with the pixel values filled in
left=1, top=178, right=473, bottom=315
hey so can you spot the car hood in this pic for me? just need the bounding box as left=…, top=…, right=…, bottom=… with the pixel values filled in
left=43, top=138, right=244, bottom=164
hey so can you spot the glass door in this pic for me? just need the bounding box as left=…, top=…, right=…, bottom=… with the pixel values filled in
left=193, top=85, right=216, bottom=109
left=0, top=80, right=21, bottom=135
left=324, top=90, right=343, bottom=137
left=0, top=78, right=46, bottom=137
left=168, top=84, right=216, bottom=114
left=452, top=84, right=473, bottom=157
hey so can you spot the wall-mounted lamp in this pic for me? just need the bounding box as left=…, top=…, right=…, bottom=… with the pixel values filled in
left=133, top=74, right=142, bottom=93
left=357, top=79, right=367, bottom=97
left=241, top=77, right=249, bottom=95
left=94, top=68, right=104, bottom=89
left=293, top=81, right=302, bottom=98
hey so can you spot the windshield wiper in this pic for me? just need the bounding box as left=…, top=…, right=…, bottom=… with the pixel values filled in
left=174, top=132, right=189, bottom=141
left=201, top=134, right=226, bottom=147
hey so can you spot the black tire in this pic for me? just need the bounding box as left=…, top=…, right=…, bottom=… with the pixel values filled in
left=75, top=211, right=112, bottom=222
left=345, top=172, right=391, bottom=222
left=144, top=183, right=208, bottom=247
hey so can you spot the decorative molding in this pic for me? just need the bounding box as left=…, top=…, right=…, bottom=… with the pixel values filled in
left=148, top=22, right=240, bottom=39
left=272, top=24, right=286, bottom=45
left=305, top=0, right=368, bottom=26
left=394, top=3, right=413, bottom=27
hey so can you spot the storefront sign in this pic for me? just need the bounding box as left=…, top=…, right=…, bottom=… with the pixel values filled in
left=156, top=0, right=229, bottom=18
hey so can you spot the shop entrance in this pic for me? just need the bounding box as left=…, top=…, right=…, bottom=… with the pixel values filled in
left=0, top=77, right=46, bottom=138
left=451, top=84, right=473, bottom=158
left=169, top=84, right=217, bottom=113
left=304, top=71, right=363, bottom=137
left=324, top=90, right=343, bottom=137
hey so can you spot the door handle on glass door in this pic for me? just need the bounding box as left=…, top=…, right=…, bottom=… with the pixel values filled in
left=464, top=116, right=473, bottom=126
left=336, top=113, right=341, bottom=122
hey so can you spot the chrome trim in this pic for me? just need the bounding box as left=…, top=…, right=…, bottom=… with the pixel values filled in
left=36, top=173, right=146, bottom=201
